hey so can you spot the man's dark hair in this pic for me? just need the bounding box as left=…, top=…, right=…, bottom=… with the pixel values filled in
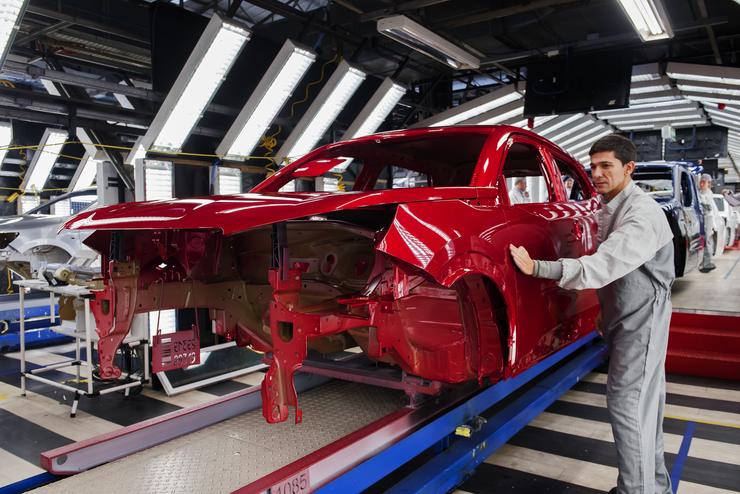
left=588, top=134, right=636, bottom=165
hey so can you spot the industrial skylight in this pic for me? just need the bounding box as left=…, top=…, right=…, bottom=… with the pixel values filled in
left=143, top=14, right=250, bottom=154
left=217, top=39, right=315, bottom=161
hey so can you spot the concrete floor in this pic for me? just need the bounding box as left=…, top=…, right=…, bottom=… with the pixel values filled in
left=672, top=247, right=740, bottom=314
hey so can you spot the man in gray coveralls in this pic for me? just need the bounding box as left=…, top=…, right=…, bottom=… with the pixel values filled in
left=509, top=134, right=674, bottom=494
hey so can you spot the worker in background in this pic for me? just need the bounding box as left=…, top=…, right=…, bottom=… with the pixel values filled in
left=509, top=135, right=674, bottom=494
left=698, top=173, right=718, bottom=273
left=509, top=177, right=530, bottom=204
left=722, top=189, right=740, bottom=207
left=564, top=176, right=575, bottom=200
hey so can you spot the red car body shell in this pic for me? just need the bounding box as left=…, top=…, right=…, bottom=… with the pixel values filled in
left=64, top=125, right=600, bottom=423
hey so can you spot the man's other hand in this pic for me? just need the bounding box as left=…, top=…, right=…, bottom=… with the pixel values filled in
left=509, top=244, right=535, bottom=275
left=595, top=311, right=604, bottom=337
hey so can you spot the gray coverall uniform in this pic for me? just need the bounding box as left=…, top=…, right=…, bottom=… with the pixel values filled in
left=533, top=181, right=674, bottom=494
left=699, top=188, right=717, bottom=268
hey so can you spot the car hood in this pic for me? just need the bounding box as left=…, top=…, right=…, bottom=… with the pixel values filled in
left=0, top=214, right=68, bottom=233
left=62, top=188, right=479, bottom=236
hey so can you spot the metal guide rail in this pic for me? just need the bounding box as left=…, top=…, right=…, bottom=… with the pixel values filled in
left=29, top=333, right=605, bottom=494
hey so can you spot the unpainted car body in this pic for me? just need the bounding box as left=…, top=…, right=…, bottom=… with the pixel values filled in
left=714, top=194, right=738, bottom=248
left=632, top=163, right=704, bottom=277
left=0, top=189, right=98, bottom=278
left=64, top=126, right=600, bottom=423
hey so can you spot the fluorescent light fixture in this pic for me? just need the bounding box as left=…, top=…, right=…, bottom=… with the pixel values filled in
left=275, top=60, right=366, bottom=164
left=597, top=101, right=697, bottom=119
left=215, top=166, right=242, bottom=195
left=377, top=15, right=480, bottom=69
left=344, top=77, right=406, bottom=139
left=535, top=114, right=584, bottom=137
left=683, top=92, right=740, bottom=105
left=676, top=81, right=740, bottom=97
left=68, top=128, right=100, bottom=191
left=413, top=84, right=522, bottom=128
left=114, top=81, right=135, bottom=110
left=568, top=129, right=614, bottom=155
left=594, top=99, right=695, bottom=117
left=608, top=111, right=704, bottom=126
left=0, top=0, right=28, bottom=67
left=0, top=121, right=11, bottom=166
left=631, top=63, right=661, bottom=82
left=630, top=76, right=672, bottom=94
left=22, top=128, right=67, bottom=193
left=143, top=14, right=250, bottom=154
left=707, top=114, right=740, bottom=129
left=40, top=78, right=61, bottom=96
left=667, top=62, right=740, bottom=86
left=619, top=119, right=707, bottom=130
left=559, top=123, right=607, bottom=148
left=616, top=0, right=673, bottom=42
left=629, top=89, right=682, bottom=104
left=144, top=160, right=174, bottom=200
left=465, top=101, right=524, bottom=125
left=217, top=39, right=315, bottom=161
left=543, top=117, right=593, bottom=141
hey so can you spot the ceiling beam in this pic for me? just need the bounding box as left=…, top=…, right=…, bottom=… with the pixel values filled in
left=25, top=5, right=148, bottom=45
left=359, top=0, right=453, bottom=22
left=14, top=20, right=73, bottom=46
left=432, top=0, right=582, bottom=30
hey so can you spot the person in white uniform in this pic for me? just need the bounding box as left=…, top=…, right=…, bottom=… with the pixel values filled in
left=698, top=174, right=718, bottom=273
left=509, top=135, right=674, bottom=494
left=564, top=176, right=575, bottom=200
left=509, top=177, right=530, bottom=204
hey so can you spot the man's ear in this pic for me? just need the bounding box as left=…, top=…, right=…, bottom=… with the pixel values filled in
left=625, top=161, right=636, bottom=176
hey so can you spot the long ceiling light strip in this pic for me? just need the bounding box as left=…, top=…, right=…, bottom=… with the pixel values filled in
left=0, top=121, right=11, bottom=167
left=412, top=84, right=522, bottom=128
left=217, top=39, right=315, bottom=161
left=22, top=128, right=67, bottom=193
left=608, top=112, right=704, bottom=126
left=465, top=101, right=524, bottom=125
left=344, top=77, right=406, bottom=139
left=568, top=129, right=614, bottom=156
left=667, top=62, right=740, bottom=86
left=559, top=123, right=607, bottom=149
left=377, top=15, right=480, bottom=69
left=143, top=14, right=250, bottom=154
left=69, top=128, right=100, bottom=191
left=630, top=76, right=672, bottom=94
left=595, top=99, right=695, bottom=116
left=616, top=0, right=673, bottom=42
left=596, top=101, right=697, bottom=119
left=618, top=119, right=707, bottom=130
left=535, top=114, right=584, bottom=137
left=275, top=60, right=366, bottom=164
left=0, top=0, right=27, bottom=67
left=676, top=81, right=740, bottom=97
left=542, top=117, right=593, bottom=141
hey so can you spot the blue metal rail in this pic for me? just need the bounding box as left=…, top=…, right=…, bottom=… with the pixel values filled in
left=316, top=332, right=607, bottom=494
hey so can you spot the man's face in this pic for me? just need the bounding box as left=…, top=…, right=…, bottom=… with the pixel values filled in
left=590, top=151, right=634, bottom=199
left=516, top=180, right=527, bottom=191
left=700, top=179, right=711, bottom=191
left=565, top=178, right=574, bottom=188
